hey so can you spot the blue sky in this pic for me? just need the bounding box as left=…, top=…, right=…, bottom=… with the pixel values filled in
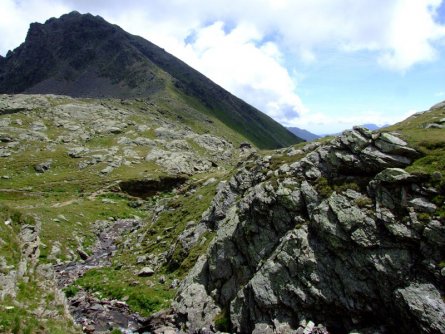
left=1, top=0, right=445, bottom=134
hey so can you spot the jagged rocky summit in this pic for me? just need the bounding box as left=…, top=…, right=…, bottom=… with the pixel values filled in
left=148, top=126, right=445, bottom=334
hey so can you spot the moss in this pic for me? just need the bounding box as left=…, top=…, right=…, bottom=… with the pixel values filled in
left=417, top=212, right=431, bottom=223
left=214, top=308, right=231, bottom=332
left=354, top=196, right=373, bottom=208
left=315, top=177, right=333, bottom=198
left=333, top=181, right=360, bottom=193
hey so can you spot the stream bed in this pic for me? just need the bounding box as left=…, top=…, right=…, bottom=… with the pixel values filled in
left=54, top=219, right=146, bottom=333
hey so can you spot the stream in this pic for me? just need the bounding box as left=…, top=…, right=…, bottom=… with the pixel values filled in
left=54, top=218, right=146, bottom=333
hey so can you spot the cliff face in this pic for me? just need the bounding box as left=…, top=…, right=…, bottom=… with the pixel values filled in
left=173, top=126, right=445, bottom=333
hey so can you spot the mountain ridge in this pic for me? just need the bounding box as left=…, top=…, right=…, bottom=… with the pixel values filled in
left=287, top=126, right=320, bottom=141
left=0, top=11, right=302, bottom=149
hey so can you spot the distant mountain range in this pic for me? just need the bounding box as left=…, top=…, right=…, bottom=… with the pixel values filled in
left=361, top=123, right=389, bottom=131
left=318, top=123, right=390, bottom=137
left=288, top=123, right=390, bottom=142
left=287, top=127, right=320, bottom=142
left=0, top=11, right=302, bottom=149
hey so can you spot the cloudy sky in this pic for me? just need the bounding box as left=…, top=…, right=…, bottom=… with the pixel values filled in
left=1, top=0, right=445, bottom=134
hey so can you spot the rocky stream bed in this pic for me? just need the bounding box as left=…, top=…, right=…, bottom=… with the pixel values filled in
left=54, top=219, right=146, bottom=333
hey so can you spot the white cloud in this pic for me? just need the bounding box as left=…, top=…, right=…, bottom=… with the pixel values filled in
left=378, top=0, right=445, bottom=70
left=0, top=0, right=69, bottom=55
left=175, top=22, right=307, bottom=124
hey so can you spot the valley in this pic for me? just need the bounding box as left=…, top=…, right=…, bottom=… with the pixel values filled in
left=0, top=11, right=444, bottom=334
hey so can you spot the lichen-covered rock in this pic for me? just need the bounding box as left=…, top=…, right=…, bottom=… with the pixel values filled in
left=173, top=128, right=443, bottom=334
left=395, top=283, right=445, bottom=334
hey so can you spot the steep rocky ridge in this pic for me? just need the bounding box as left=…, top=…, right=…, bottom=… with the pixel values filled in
left=0, top=11, right=302, bottom=149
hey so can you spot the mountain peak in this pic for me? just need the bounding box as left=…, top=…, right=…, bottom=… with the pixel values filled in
left=0, top=12, right=302, bottom=149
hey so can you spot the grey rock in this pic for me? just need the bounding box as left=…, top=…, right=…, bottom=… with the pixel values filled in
left=431, top=171, right=442, bottom=181
left=100, top=166, right=114, bottom=175
left=31, top=121, right=47, bottom=132
left=174, top=282, right=220, bottom=333
left=409, top=197, right=437, bottom=213
left=107, top=126, right=122, bottom=134
left=146, top=148, right=213, bottom=175
left=395, top=283, right=445, bottom=334
left=165, top=139, right=191, bottom=151
left=385, top=223, right=419, bottom=240
left=138, top=267, right=155, bottom=277
left=68, top=147, right=89, bottom=158
left=155, top=127, right=184, bottom=140
left=203, top=177, right=217, bottom=186
left=78, top=161, right=90, bottom=169
left=77, top=248, right=89, bottom=260
left=136, top=255, right=147, bottom=264
left=423, top=220, right=445, bottom=246
left=340, top=128, right=370, bottom=153
left=0, top=134, right=13, bottom=142
left=34, top=160, right=52, bottom=173
left=425, top=123, right=443, bottom=129
left=170, top=279, right=180, bottom=289
left=193, top=134, right=232, bottom=154
left=133, top=137, right=156, bottom=146
left=173, top=124, right=442, bottom=333
left=360, top=146, right=412, bottom=169
left=0, top=149, right=11, bottom=157
left=374, top=168, right=412, bottom=183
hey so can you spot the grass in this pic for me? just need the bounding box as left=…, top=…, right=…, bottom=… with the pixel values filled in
left=72, top=267, right=175, bottom=317
left=0, top=92, right=276, bottom=326
left=0, top=94, right=239, bottom=311
left=0, top=206, right=80, bottom=333
left=0, top=281, right=80, bottom=334
left=383, top=106, right=445, bottom=175
left=0, top=205, right=33, bottom=266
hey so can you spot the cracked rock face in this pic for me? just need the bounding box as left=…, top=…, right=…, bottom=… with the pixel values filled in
left=173, top=127, right=445, bottom=334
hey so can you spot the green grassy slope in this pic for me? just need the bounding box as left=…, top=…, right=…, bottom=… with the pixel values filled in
left=0, top=94, right=245, bottom=331
left=384, top=103, right=445, bottom=174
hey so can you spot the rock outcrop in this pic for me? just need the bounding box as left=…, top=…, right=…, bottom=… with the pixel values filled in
left=172, top=127, right=444, bottom=333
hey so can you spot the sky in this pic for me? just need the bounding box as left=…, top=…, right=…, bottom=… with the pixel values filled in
left=1, top=0, right=445, bottom=134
